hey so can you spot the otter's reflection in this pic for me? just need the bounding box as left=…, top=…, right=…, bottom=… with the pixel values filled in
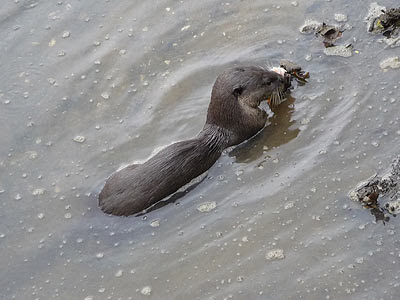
left=231, top=94, right=300, bottom=163
left=368, top=205, right=390, bottom=224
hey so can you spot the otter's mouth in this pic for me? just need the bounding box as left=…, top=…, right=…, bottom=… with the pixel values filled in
left=254, top=96, right=264, bottom=107
left=249, top=95, right=269, bottom=109
left=252, top=87, right=285, bottom=110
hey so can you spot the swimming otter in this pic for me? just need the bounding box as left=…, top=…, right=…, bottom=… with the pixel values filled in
left=99, top=66, right=289, bottom=216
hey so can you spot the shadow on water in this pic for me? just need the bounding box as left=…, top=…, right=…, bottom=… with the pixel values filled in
left=231, top=94, right=300, bottom=163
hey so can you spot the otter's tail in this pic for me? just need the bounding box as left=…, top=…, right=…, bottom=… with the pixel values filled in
left=99, top=137, right=222, bottom=216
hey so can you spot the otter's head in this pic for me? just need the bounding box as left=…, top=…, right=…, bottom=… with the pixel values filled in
left=206, top=66, right=289, bottom=144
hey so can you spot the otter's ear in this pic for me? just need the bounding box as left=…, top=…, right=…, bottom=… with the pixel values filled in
left=233, top=86, right=244, bottom=97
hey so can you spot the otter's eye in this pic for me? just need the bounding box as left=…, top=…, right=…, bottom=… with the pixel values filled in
left=233, top=86, right=244, bottom=96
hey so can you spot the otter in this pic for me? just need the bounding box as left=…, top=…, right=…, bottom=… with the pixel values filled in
left=99, top=66, right=290, bottom=216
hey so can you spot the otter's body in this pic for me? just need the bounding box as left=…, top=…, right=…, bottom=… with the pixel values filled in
left=99, top=66, right=288, bottom=216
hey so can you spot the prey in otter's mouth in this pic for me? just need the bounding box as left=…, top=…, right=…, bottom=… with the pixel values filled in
left=99, top=66, right=291, bottom=216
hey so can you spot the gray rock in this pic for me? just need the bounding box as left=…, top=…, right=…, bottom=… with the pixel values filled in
left=380, top=56, right=400, bottom=70
left=323, top=44, right=353, bottom=57
left=299, top=20, right=322, bottom=34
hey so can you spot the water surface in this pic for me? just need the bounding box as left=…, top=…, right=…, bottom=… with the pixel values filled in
left=1, top=0, right=399, bottom=299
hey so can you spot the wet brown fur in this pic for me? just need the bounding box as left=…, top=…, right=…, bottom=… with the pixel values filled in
left=99, top=66, right=287, bottom=216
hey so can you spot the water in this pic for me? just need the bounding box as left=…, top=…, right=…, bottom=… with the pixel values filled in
left=1, top=0, right=399, bottom=299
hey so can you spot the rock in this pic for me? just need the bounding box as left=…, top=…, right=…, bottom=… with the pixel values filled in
left=366, top=3, right=400, bottom=41
left=380, top=56, right=400, bottom=70
left=299, top=20, right=322, bottom=34
left=316, top=23, right=344, bottom=47
left=323, top=44, right=353, bottom=57
left=384, top=35, right=400, bottom=47
left=378, top=8, right=400, bottom=30
left=349, top=155, right=400, bottom=220
left=386, top=198, right=400, bottom=214
left=300, top=20, right=344, bottom=47
left=365, top=2, right=386, bottom=32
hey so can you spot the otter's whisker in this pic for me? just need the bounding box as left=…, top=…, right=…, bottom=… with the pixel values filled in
left=278, top=89, right=283, bottom=101
left=269, top=86, right=287, bottom=108
left=259, top=64, right=268, bottom=71
left=273, top=89, right=281, bottom=107
left=279, top=87, right=284, bottom=99
left=270, top=92, right=276, bottom=107
left=267, top=60, right=274, bottom=70
left=277, top=91, right=282, bottom=105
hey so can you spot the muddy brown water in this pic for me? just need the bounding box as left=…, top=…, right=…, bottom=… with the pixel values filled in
left=1, top=0, right=400, bottom=299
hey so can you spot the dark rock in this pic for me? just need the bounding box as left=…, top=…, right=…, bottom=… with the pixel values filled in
left=349, top=155, right=400, bottom=221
